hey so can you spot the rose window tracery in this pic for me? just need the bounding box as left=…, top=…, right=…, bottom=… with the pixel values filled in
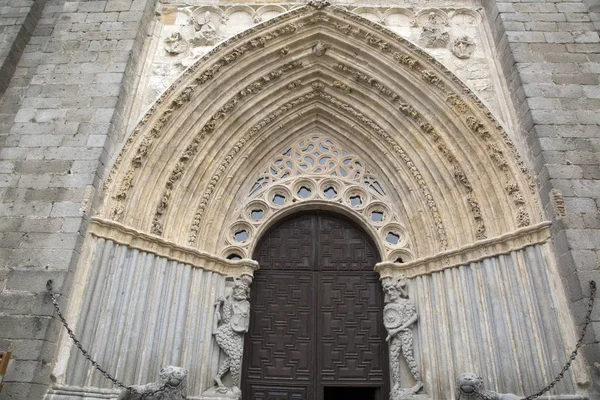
left=222, top=136, right=412, bottom=262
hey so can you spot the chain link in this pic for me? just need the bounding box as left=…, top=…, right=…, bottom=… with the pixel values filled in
left=521, top=280, right=596, bottom=400
left=46, top=280, right=180, bottom=399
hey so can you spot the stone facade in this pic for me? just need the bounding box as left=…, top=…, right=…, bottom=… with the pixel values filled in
left=0, top=1, right=598, bottom=400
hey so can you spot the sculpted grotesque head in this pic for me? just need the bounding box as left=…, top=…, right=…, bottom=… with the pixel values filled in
left=159, top=365, right=188, bottom=387
left=455, top=373, right=484, bottom=398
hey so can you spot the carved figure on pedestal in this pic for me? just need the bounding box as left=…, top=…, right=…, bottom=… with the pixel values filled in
left=192, top=11, right=219, bottom=46
left=382, top=275, right=423, bottom=399
left=455, top=373, right=519, bottom=400
left=211, top=276, right=252, bottom=397
left=117, top=365, right=188, bottom=400
left=419, top=12, right=450, bottom=49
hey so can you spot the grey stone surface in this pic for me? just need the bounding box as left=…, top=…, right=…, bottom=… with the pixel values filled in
left=484, top=0, right=600, bottom=395
left=0, top=0, right=156, bottom=398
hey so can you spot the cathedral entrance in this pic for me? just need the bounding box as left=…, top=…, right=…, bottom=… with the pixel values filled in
left=242, top=212, right=389, bottom=400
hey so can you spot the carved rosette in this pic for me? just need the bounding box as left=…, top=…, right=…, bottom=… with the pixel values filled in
left=451, top=36, right=475, bottom=59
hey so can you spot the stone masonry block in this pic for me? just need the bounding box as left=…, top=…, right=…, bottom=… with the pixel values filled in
left=545, top=32, right=575, bottom=43
left=0, top=315, right=53, bottom=340
left=14, top=160, right=71, bottom=174
left=3, top=359, right=52, bottom=384
left=507, top=31, right=547, bottom=43
left=105, top=0, right=132, bottom=12
left=564, top=197, right=598, bottom=213
left=0, top=292, right=54, bottom=315
left=7, top=249, right=75, bottom=270
left=566, top=229, right=600, bottom=249
left=572, top=180, right=600, bottom=197
left=78, top=1, right=108, bottom=13
left=547, top=165, right=584, bottom=179
left=5, top=269, right=68, bottom=293
left=50, top=202, right=84, bottom=218
left=0, top=382, right=49, bottom=400
left=557, top=3, right=589, bottom=13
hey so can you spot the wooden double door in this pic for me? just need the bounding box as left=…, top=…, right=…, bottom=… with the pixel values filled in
left=242, top=213, right=389, bottom=400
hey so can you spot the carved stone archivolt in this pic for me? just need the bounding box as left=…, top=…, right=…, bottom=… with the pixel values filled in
left=101, top=5, right=541, bottom=262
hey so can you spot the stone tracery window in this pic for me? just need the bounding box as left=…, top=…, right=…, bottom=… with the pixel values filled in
left=249, top=136, right=385, bottom=197
left=224, top=136, right=412, bottom=262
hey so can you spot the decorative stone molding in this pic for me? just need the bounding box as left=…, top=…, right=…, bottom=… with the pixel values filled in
left=89, top=218, right=259, bottom=277
left=150, top=60, right=304, bottom=236
left=332, top=62, right=486, bottom=239
left=101, top=5, right=541, bottom=258
left=222, top=136, right=413, bottom=261
left=375, top=221, right=552, bottom=279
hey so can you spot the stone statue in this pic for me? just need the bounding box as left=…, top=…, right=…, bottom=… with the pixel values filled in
left=455, top=373, right=520, bottom=400
left=212, top=276, right=252, bottom=396
left=192, top=11, right=218, bottom=46
left=382, top=275, right=423, bottom=399
left=419, top=12, right=450, bottom=49
left=117, top=365, right=187, bottom=400
left=452, top=36, right=476, bottom=59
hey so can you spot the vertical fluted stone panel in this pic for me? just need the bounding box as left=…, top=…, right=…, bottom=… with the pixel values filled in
left=61, top=238, right=226, bottom=397
left=410, top=244, right=576, bottom=398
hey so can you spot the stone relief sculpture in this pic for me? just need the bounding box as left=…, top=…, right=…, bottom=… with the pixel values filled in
left=312, top=41, right=329, bottom=57
left=192, top=11, right=219, bottom=46
left=455, top=373, right=520, bottom=400
left=452, top=36, right=475, bottom=59
left=207, top=276, right=252, bottom=398
left=164, top=32, right=189, bottom=55
left=117, top=365, right=188, bottom=400
left=419, top=12, right=450, bottom=48
left=383, top=275, right=424, bottom=399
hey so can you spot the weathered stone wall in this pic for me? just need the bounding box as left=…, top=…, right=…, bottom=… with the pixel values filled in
left=482, top=0, right=600, bottom=395
left=0, top=0, right=47, bottom=96
left=0, top=0, right=156, bottom=398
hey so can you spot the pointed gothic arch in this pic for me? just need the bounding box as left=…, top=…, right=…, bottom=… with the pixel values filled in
left=99, top=4, right=541, bottom=261
left=51, top=4, right=586, bottom=400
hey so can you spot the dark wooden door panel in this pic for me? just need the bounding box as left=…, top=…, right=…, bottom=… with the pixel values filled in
left=318, top=273, right=386, bottom=384
left=244, top=212, right=388, bottom=400
left=318, top=215, right=378, bottom=271
left=249, top=384, right=308, bottom=400
left=245, top=272, right=314, bottom=382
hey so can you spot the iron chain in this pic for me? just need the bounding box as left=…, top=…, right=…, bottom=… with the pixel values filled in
left=46, top=280, right=179, bottom=399
left=47, top=279, right=596, bottom=399
left=521, top=280, right=596, bottom=400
